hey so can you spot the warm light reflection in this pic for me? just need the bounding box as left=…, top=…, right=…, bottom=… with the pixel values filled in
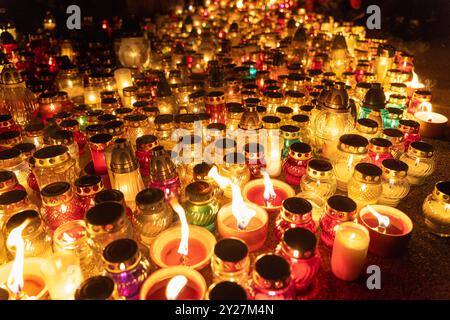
left=166, top=275, right=188, bottom=300
left=366, top=205, right=390, bottom=233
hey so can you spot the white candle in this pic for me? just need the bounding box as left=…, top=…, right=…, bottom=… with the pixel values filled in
left=114, top=68, right=133, bottom=97
left=331, top=222, right=370, bottom=281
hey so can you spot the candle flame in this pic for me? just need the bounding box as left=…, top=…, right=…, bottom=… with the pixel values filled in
left=366, top=205, right=390, bottom=231
left=419, top=101, right=433, bottom=121
left=207, top=166, right=256, bottom=229
left=169, top=197, right=189, bottom=258
left=261, top=170, right=276, bottom=206
left=62, top=232, right=76, bottom=243
left=6, top=219, right=32, bottom=296
left=165, top=275, right=188, bottom=300
left=407, top=70, right=423, bottom=89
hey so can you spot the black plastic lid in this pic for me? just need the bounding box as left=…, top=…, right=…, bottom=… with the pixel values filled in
left=186, top=181, right=212, bottom=202
left=208, top=282, right=247, bottom=301
left=0, top=189, right=27, bottom=205
left=75, top=276, right=115, bottom=300
left=60, top=119, right=79, bottom=129
left=386, top=107, right=404, bottom=116
left=97, top=114, right=117, bottom=123
left=283, top=228, right=317, bottom=255
left=0, top=170, right=14, bottom=183
left=436, top=181, right=450, bottom=196
left=214, top=238, right=248, bottom=263
left=280, top=125, right=300, bottom=133
left=255, top=254, right=290, bottom=281
left=0, top=114, right=12, bottom=122
left=357, top=118, right=378, bottom=128
left=103, top=238, right=138, bottom=263
left=86, top=124, right=104, bottom=133
left=399, top=119, right=420, bottom=128
left=308, top=159, right=332, bottom=172
left=262, top=116, right=281, bottom=124
left=136, top=188, right=165, bottom=206
left=193, top=162, right=212, bottom=176
left=41, top=182, right=71, bottom=197
left=410, top=141, right=434, bottom=153
left=155, top=114, right=174, bottom=125
left=383, top=128, right=403, bottom=138
left=382, top=158, right=408, bottom=172
left=291, top=114, right=309, bottom=123
left=276, top=106, right=293, bottom=114
left=89, top=133, right=112, bottom=144
left=94, top=189, right=125, bottom=204
left=290, top=142, right=311, bottom=154
left=283, top=197, right=312, bottom=215
left=25, top=122, right=45, bottom=132
left=104, top=120, right=123, bottom=131
left=327, top=195, right=357, bottom=212
left=50, top=129, right=73, bottom=142
left=370, top=137, right=392, bottom=148
left=75, top=175, right=102, bottom=188
left=5, top=210, right=40, bottom=232
left=136, top=135, right=157, bottom=147
left=207, top=123, right=226, bottom=131
left=86, top=202, right=124, bottom=225
left=0, top=130, right=20, bottom=141
left=35, top=145, right=68, bottom=159
left=0, top=147, right=21, bottom=160
left=339, top=134, right=369, bottom=148
left=226, top=103, right=245, bottom=113
left=355, top=162, right=382, bottom=176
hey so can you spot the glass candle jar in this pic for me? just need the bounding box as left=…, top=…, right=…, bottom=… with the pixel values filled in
left=85, top=202, right=133, bottom=253
left=205, top=91, right=226, bottom=124
left=226, top=103, right=245, bottom=132
left=319, top=195, right=357, bottom=248
left=38, top=92, right=62, bottom=125
left=276, top=107, right=294, bottom=126
left=149, top=146, right=181, bottom=200
left=354, top=118, right=379, bottom=141
left=32, top=145, right=78, bottom=190
left=248, top=254, right=296, bottom=300
left=154, top=114, right=176, bottom=151
left=211, top=238, right=250, bottom=285
left=94, top=189, right=133, bottom=221
left=244, top=143, right=266, bottom=180
left=4, top=209, right=53, bottom=259
left=104, top=120, right=126, bottom=140
left=0, top=170, right=25, bottom=196
left=399, top=141, right=435, bottom=186
left=282, top=142, right=313, bottom=186
left=0, top=130, right=22, bottom=150
left=60, top=119, right=87, bottom=156
left=40, top=182, right=85, bottom=233
left=364, top=138, right=393, bottom=167
left=75, top=276, right=121, bottom=300
left=23, top=122, right=45, bottom=149
left=133, top=188, right=173, bottom=248
left=56, top=65, right=84, bottom=101
left=408, top=90, right=431, bottom=116
left=382, top=128, right=405, bottom=159
left=124, top=114, right=152, bottom=148
left=188, top=90, right=206, bottom=114
left=74, top=175, right=104, bottom=213
left=135, top=135, right=159, bottom=178
left=280, top=125, right=300, bottom=160
left=48, top=129, right=80, bottom=164
left=291, top=114, right=314, bottom=147
left=275, top=197, right=316, bottom=241
left=53, top=220, right=103, bottom=279
left=0, top=114, right=20, bottom=134
left=379, top=159, right=410, bottom=207
left=383, top=107, right=404, bottom=129
left=122, top=86, right=138, bottom=109
left=0, top=189, right=38, bottom=226
left=347, top=163, right=383, bottom=209
left=102, top=239, right=150, bottom=300
left=88, top=133, right=113, bottom=175
left=300, top=159, right=337, bottom=199
left=398, top=119, right=421, bottom=152
left=184, top=181, right=219, bottom=232
left=422, top=181, right=450, bottom=237
left=332, top=134, right=369, bottom=191
left=276, top=228, right=321, bottom=292
left=218, top=152, right=251, bottom=199
left=0, top=148, right=30, bottom=194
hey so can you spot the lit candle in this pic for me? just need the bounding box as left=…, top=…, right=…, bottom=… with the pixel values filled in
left=414, top=102, right=448, bottom=138
left=331, top=222, right=370, bottom=281
left=114, top=68, right=133, bottom=98
left=405, top=70, right=425, bottom=98
left=83, top=87, right=101, bottom=107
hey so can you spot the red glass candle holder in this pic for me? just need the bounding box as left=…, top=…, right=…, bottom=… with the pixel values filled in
left=74, top=175, right=104, bottom=213
left=135, top=135, right=159, bottom=177
left=244, top=143, right=266, bottom=180
left=364, top=138, right=394, bottom=167
left=60, top=119, right=87, bottom=156
left=282, top=142, right=313, bottom=186
left=398, top=120, right=421, bottom=152
left=88, top=133, right=113, bottom=175
left=205, top=91, right=226, bottom=124
left=0, top=114, right=20, bottom=134
left=275, top=197, right=316, bottom=241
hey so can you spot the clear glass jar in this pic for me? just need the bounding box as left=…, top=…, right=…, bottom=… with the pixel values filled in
left=53, top=220, right=103, bottom=279
left=0, top=148, right=31, bottom=194
left=300, top=159, right=337, bottom=199
left=280, top=125, right=300, bottom=160
left=102, top=239, right=150, bottom=300
left=4, top=209, right=52, bottom=259
left=154, top=114, right=176, bottom=151
left=85, top=202, right=133, bottom=253
left=398, top=119, right=421, bottom=152
left=319, top=195, right=357, bottom=248
left=276, top=228, right=321, bottom=292
left=264, top=91, right=283, bottom=114
left=32, top=145, right=78, bottom=190
left=48, top=129, right=80, bottom=164
left=276, top=106, right=294, bottom=126
left=247, top=254, right=296, bottom=300
left=184, top=181, right=219, bottom=231
left=275, top=197, right=316, bottom=241
left=218, top=152, right=251, bottom=199
left=133, top=188, right=173, bottom=248
left=122, top=86, right=138, bottom=109
left=348, top=163, right=383, bottom=209
left=40, top=182, right=85, bottom=233
left=332, top=134, right=369, bottom=191
left=211, top=238, right=250, bottom=285
left=363, top=137, right=393, bottom=167
left=56, top=65, right=84, bottom=101
left=353, top=118, right=379, bottom=140
left=285, top=90, right=306, bottom=114
left=381, top=128, right=405, bottom=159
left=399, top=141, right=435, bottom=186
left=23, top=122, right=45, bottom=149
left=124, top=114, right=152, bottom=148
left=60, top=119, right=87, bottom=156
left=177, top=135, right=204, bottom=187
left=104, top=120, right=126, bottom=140
left=379, top=159, right=410, bottom=207
left=0, top=170, right=25, bottom=196
left=188, top=90, right=206, bottom=114
left=422, top=181, right=450, bottom=237
left=282, top=142, right=313, bottom=186
left=291, top=114, right=313, bottom=147
left=0, top=130, right=22, bottom=150
left=226, top=103, right=245, bottom=132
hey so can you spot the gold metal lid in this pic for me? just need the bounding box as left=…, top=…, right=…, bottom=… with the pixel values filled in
left=408, top=141, right=434, bottom=158
left=4, top=209, right=41, bottom=238
left=0, top=189, right=29, bottom=215
left=382, top=128, right=404, bottom=145
left=149, top=146, right=178, bottom=181
left=353, top=162, right=382, bottom=183
left=213, top=238, right=249, bottom=273
left=388, top=94, right=407, bottom=106
left=136, top=135, right=158, bottom=152
left=185, top=181, right=213, bottom=204
left=281, top=197, right=313, bottom=224
left=0, top=148, right=23, bottom=168
left=280, top=125, right=300, bottom=140
left=136, top=188, right=165, bottom=212
left=238, top=105, right=262, bottom=130
left=338, top=134, right=369, bottom=154
left=262, top=115, right=281, bottom=129
left=33, top=145, right=71, bottom=167
left=41, top=182, right=74, bottom=206
left=124, top=114, right=149, bottom=128
left=253, top=254, right=291, bottom=290
left=0, top=171, right=19, bottom=193
left=75, top=175, right=104, bottom=197
left=102, top=239, right=141, bottom=273
left=398, top=119, right=420, bottom=134
left=412, top=90, right=431, bottom=101
left=280, top=227, right=317, bottom=259
left=86, top=201, right=127, bottom=234
left=289, top=142, right=312, bottom=161
left=306, top=159, right=333, bottom=179
left=433, top=181, right=450, bottom=204
left=38, top=92, right=58, bottom=104
left=381, top=158, right=408, bottom=178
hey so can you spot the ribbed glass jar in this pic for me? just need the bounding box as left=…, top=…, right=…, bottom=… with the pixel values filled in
left=399, top=141, right=435, bottom=186
left=300, top=159, right=336, bottom=199
left=378, top=159, right=410, bottom=207
left=347, top=163, right=383, bottom=209
left=422, top=181, right=450, bottom=237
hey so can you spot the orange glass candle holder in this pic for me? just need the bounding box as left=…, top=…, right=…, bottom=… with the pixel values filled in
left=243, top=178, right=295, bottom=214
left=359, top=205, right=413, bottom=257
left=139, top=266, right=207, bottom=300
left=217, top=202, right=269, bottom=252
left=150, top=225, right=216, bottom=271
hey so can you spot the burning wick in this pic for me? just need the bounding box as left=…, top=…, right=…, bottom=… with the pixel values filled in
left=366, top=205, right=390, bottom=234
left=169, top=197, right=190, bottom=266
left=261, top=170, right=276, bottom=207
left=6, top=219, right=32, bottom=299
left=165, top=275, right=188, bottom=300
left=208, top=166, right=256, bottom=230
